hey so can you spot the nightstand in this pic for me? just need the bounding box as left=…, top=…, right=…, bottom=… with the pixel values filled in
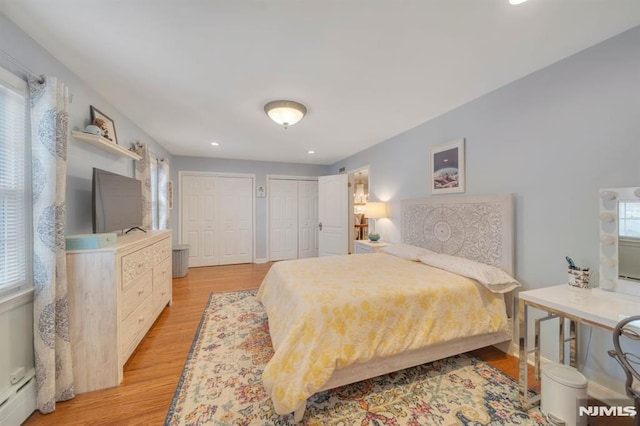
left=354, top=240, right=390, bottom=254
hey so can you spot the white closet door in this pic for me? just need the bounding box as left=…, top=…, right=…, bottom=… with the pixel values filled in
left=219, top=177, right=253, bottom=265
left=298, top=180, right=319, bottom=258
left=181, top=175, right=219, bottom=267
left=269, top=179, right=298, bottom=261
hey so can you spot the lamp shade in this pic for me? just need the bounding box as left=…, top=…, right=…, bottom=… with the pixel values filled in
left=365, top=202, right=386, bottom=219
left=264, top=100, right=307, bottom=128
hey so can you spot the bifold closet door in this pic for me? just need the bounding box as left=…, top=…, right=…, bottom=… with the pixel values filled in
left=219, top=177, right=253, bottom=265
left=269, top=179, right=298, bottom=261
left=298, top=180, right=318, bottom=258
left=181, top=175, right=253, bottom=267
left=181, top=175, right=219, bottom=267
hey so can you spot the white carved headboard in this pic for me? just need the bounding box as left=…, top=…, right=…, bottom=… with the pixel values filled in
left=401, top=194, right=514, bottom=276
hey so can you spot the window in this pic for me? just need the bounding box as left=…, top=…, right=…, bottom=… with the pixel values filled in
left=619, top=201, right=640, bottom=238
left=0, top=66, right=30, bottom=298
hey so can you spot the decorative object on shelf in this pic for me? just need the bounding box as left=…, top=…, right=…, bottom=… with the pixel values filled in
left=365, top=201, right=386, bottom=242
left=430, top=139, right=465, bottom=194
left=84, top=124, right=103, bottom=136
left=90, top=105, right=118, bottom=144
left=130, top=140, right=144, bottom=156
left=264, top=100, right=307, bottom=129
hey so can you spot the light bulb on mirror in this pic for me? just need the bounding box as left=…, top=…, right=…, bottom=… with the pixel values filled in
left=600, top=235, right=616, bottom=245
left=599, top=190, right=618, bottom=201
left=599, top=212, right=616, bottom=223
left=600, top=279, right=616, bottom=291
left=600, top=257, right=616, bottom=268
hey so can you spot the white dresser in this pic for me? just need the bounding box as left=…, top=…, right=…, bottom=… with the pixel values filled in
left=66, top=230, right=172, bottom=393
left=354, top=240, right=390, bottom=254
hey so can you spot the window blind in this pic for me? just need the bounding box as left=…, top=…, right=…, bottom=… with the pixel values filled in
left=0, top=66, right=28, bottom=297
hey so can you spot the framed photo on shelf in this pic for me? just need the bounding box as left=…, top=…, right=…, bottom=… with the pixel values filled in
left=90, top=105, right=118, bottom=145
left=430, top=138, right=465, bottom=194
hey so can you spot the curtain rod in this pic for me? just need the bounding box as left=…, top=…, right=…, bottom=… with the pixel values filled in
left=0, top=48, right=45, bottom=83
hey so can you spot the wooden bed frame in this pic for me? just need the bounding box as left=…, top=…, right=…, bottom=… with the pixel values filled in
left=292, top=193, right=515, bottom=421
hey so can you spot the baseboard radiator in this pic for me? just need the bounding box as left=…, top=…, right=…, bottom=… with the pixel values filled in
left=0, top=370, right=36, bottom=425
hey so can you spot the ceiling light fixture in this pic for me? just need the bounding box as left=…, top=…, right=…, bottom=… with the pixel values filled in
left=264, top=100, right=307, bottom=129
left=509, top=0, right=528, bottom=4
left=307, top=150, right=315, bottom=154
left=211, top=142, right=220, bottom=146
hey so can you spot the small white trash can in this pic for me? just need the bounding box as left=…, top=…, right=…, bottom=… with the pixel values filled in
left=541, top=363, right=588, bottom=426
left=172, top=245, right=190, bottom=278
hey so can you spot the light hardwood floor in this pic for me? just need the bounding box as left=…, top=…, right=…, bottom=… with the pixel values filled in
left=25, top=262, right=544, bottom=425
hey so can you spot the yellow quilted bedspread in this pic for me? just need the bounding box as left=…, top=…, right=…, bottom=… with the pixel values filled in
left=256, top=253, right=508, bottom=415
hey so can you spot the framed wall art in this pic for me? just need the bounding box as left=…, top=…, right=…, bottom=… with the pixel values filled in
left=90, top=105, right=118, bottom=145
left=430, top=138, right=465, bottom=194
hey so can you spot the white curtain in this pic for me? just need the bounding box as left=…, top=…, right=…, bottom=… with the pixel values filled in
left=132, top=141, right=152, bottom=230
left=29, top=75, right=75, bottom=413
left=158, top=159, right=170, bottom=230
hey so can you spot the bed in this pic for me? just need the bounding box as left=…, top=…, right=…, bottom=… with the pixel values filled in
left=257, top=193, right=516, bottom=421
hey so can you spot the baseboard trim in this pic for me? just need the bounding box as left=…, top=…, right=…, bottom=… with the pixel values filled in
left=504, top=342, right=630, bottom=403
left=254, top=258, right=268, bottom=264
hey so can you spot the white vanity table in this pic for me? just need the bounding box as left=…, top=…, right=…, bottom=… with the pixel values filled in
left=518, top=285, right=640, bottom=405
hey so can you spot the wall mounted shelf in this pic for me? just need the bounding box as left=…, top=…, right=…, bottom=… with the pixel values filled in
left=71, top=131, right=141, bottom=161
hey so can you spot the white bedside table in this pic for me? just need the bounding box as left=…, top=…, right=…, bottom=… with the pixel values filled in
left=354, top=240, right=390, bottom=254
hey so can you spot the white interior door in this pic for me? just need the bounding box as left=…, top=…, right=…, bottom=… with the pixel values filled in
left=219, top=177, right=253, bottom=265
left=318, top=174, right=349, bottom=256
left=298, top=180, right=319, bottom=258
left=181, top=175, right=219, bottom=267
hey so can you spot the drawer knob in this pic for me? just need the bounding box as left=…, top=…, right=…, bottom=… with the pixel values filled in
left=138, top=316, right=145, bottom=323
left=138, top=289, right=144, bottom=295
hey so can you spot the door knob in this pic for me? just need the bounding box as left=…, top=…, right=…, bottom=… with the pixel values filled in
left=318, top=222, right=323, bottom=231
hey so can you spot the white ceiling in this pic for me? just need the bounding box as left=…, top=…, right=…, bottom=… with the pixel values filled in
left=2, top=1, right=640, bottom=165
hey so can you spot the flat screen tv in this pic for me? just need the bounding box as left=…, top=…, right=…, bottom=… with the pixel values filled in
left=92, top=168, right=144, bottom=234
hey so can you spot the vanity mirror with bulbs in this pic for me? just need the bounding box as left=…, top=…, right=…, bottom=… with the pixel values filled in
left=599, top=187, right=640, bottom=296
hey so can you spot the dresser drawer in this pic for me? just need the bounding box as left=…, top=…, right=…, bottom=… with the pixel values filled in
left=121, top=270, right=153, bottom=319
left=121, top=246, right=153, bottom=290
left=120, top=295, right=153, bottom=353
left=153, top=258, right=172, bottom=311
left=151, top=237, right=172, bottom=265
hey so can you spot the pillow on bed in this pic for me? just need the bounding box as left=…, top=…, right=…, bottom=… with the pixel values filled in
left=381, top=244, right=434, bottom=261
left=418, top=252, right=520, bottom=293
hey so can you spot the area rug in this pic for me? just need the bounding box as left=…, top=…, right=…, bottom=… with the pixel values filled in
left=166, top=290, right=546, bottom=425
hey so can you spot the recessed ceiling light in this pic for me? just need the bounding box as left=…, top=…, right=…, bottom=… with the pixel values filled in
left=307, top=150, right=315, bottom=154
left=509, top=0, right=528, bottom=4
left=211, top=142, right=220, bottom=146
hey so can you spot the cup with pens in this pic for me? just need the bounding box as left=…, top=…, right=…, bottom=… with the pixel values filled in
left=566, top=256, right=591, bottom=289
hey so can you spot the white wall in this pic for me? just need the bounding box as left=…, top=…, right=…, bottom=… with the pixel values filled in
left=331, top=25, right=640, bottom=395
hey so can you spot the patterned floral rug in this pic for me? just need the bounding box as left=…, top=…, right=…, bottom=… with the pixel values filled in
left=166, top=290, right=547, bottom=425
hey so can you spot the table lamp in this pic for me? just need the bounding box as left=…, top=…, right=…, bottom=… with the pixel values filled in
left=365, top=202, right=386, bottom=242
